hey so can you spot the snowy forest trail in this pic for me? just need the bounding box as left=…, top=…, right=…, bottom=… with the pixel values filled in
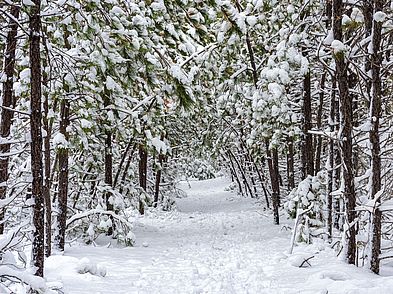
left=46, top=177, right=393, bottom=294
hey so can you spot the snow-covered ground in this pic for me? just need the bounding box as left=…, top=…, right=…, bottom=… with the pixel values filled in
left=45, top=177, right=393, bottom=293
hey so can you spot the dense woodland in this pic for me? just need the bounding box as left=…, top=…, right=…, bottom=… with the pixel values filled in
left=0, top=0, right=393, bottom=292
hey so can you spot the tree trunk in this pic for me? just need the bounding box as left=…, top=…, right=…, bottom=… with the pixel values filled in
left=0, top=4, right=20, bottom=234
left=113, top=139, right=134, bottom=187
left=154, top=134, right=165, bottom=207
left=138, top=144, right=147, bottom=214
left=301, top=68, right=314, bottom=178
left=72, top=164, right=92, bottom=209
left=42, top=31, right=53, bottom=257
left=287, top=137, right=295, bottom=191
left=314, top=73, right=325, bottom=173
left=154, top=154, right=164, bottom=207
left=334, top=77, right=342, bottom=230
left=105, top=129, right=114, bottom=231
left=333, top=0, right=356, bottom=265
left=327, top=77, right=336, bottom=241
left=227, top=151, right=243, bottom=196
left=243, top=152, right=258, bottom=198
left=139, top=144, right=147, bottom=191
left=43, top=78, right=52, bottom=257
left=254, top=162, right=270, bottom=208
left=324, top=13, right=332, bottom=227
left=369, top=0, right=384, bottom=275
left=55, top=100, right=69, bottom=251
left=229, top=149, right=253, bottom=198
left=300, top=4, right=314, bottom=179
left=363, top=0, right=374, bottom=97
left=119, top=143, right=137, bottom=195
left=273, top=148, right=280, bottom=206
left=266, top=140, right=280, bottom=225
left=153, top=159, right=163, bottom=202
left=325, top=0, right=332, bottom=26
left=30, top=0, right=45, bottom=276
left=102, top=86, right=115, bottom=233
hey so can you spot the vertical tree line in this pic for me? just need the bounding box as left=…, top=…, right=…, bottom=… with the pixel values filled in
left=29, top=0, right=45, bottom=277
left=0, top=4, right=19, bottom=235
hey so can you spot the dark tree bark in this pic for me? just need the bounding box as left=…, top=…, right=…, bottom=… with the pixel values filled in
left=287, top=137, right=295, bottom=191
left=119, top=143, right=137, bottom=195
left=138, top=144, right=147, bottom=214
left=300, top=4, right=314, bottom=179
left=301, top=69, right=314, bottom=178
left=105, top=129, right=114, bottom=231
left=228, top=149, right=253, bottom=198
left=138, top=144, right=147, bottom=191
left=325, top=0, right=335, bottom=240
left=154, top=134, right=165, bottom=207
left=227, top=151, right=243, bottom=196
left=53, top=28, right=72, bottom=250
left=72, top=164, right=92, bottom=209
left=102, top=87, right=115, bottom=233
left=153, top=153, right=164, bottom=207
left=266, top=140, right=280, bottom=225
left=104, top=131, right=113, bottom=203
left=369, top=0, right=384, bottom=275
left=253, top=161, right=270, bottom=208
left=113, top=139, right=134, bottom=187
left=242, top=148, right=258, bottom=198
left=333, top=0, right=356, bottom=265
left=249, top=171, right=258, bottom=198
left=272, top=148, right=280, bottom=206
left=30, top=0, right=45, bottom=276
left=0, top=4, right=20, bottom=234
left=55, top=100, right=70, bottom=251
left=246, top=31, right=258, bottom=88
left=325, top=0, right=333, bottom=26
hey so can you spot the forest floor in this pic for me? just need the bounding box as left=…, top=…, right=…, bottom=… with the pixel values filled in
left=45, top=177, right=393, bottom=294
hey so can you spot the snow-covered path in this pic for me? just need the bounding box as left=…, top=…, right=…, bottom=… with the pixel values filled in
left=46, top=177, right=393, bottom=294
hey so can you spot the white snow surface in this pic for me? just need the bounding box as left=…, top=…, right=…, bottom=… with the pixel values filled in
left=374, top=11, right=387, bottom=22
left=45, top=177, right=393, bottom=293
left=331, top=40, right=347, bottom=54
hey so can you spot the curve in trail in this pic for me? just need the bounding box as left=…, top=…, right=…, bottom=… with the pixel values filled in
left=45, top=177, right=393, bottom=294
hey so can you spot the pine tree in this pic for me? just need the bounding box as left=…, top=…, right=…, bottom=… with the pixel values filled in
left=368, top=0, right=384, bottom=274
left=0, top=4, right=20, bottom=234
left=29, top=0, right=45, bottom=276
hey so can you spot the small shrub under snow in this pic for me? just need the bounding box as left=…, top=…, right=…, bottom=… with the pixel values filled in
left=77, top=257, right=107, bottom=277
left=285, top=171, right=327, bottom=243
